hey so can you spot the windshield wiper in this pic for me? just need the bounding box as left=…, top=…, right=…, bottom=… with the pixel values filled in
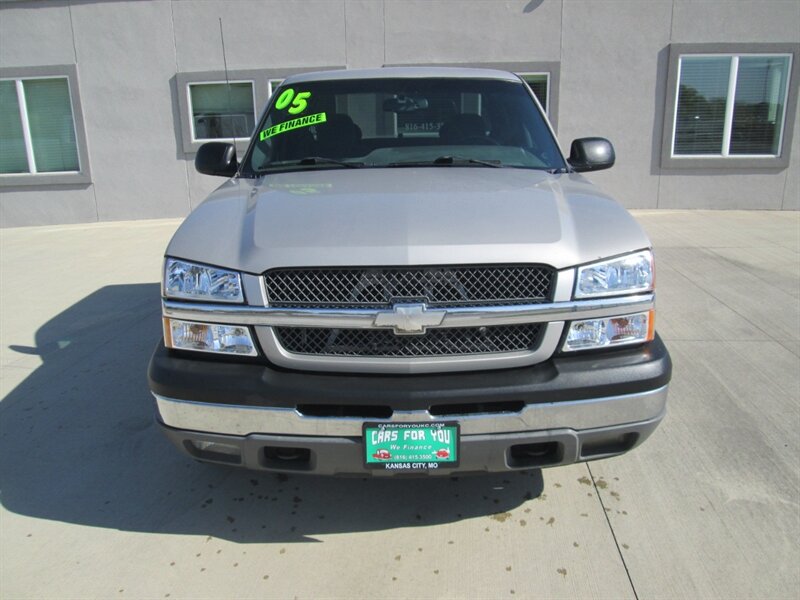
left=388, top=156, right=504, bottom=168
left=296, top=156, right=364, bottom=168
left=256, top=156, right=364, bottom=173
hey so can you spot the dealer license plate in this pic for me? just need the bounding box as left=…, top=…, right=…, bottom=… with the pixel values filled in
left=363, top=422, right=459, bottom=471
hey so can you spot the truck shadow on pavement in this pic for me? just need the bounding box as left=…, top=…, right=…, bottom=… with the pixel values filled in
left=0, top=284, right=542, bottom=543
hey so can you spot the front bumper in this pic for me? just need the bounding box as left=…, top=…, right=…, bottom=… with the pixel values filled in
left=148, top=335, right=671, bottom=475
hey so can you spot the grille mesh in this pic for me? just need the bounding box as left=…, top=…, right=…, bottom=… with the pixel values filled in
left=274, top=324, right=543, bottom=357
left=265, top=265, right=554, bottom=308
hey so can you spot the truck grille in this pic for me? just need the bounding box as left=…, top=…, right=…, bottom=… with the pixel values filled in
left=265, top=265, right=554, bottom=308
left=274, top=324, right=543, bottom=357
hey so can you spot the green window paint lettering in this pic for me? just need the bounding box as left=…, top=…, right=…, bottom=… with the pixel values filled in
left=274, top=88, right=312, bottom=114
left=259, top=112, right=327, bottom=140
left=275, top=88, right=295, bottom=110
left=287, top=91, right=310, bottom=114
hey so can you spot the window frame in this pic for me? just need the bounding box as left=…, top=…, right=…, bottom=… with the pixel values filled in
left=0, top=64, right=91, bottom=187
left=661, top=43, right=799, bottom=170
left=267, top=79, right=284, bottom=98
left=517, top=72, right=551, bottom=115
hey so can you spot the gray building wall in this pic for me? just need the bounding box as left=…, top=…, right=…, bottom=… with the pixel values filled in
left=0, top=0, right=798, bottom=227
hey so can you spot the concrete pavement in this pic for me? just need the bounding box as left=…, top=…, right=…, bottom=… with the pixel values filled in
left=1, top=210, right=798, bottom=599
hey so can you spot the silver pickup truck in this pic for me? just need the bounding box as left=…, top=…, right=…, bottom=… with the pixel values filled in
left=148, top=67, right=671, bottom=475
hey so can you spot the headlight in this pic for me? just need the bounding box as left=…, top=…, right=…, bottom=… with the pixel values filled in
left=562, top=310, right=654, bottom=352
left=164, top=258, right=243, bottom=303
left=164, top=318, right=257, bottom=356
left=575, top=250, right=653, bottom=299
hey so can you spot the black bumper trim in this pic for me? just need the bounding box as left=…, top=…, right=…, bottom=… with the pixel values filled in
left=148, top=334, right=671, bottom=411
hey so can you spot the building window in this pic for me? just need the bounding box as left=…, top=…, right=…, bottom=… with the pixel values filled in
left=661, top=43, right=799, bottom=169
left=0, top=65, right=90, bottom=186
left=518, top=73, right=550, bottom=114
left=188, top=81, right=256, bottom=141
left=1, top=77, right=80, bottom=175
left=674, top=55, right=791, bottom=157
left=268, top=79, right=284, bottom=98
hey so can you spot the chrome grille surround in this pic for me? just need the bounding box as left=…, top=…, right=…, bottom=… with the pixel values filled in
left=162, top=269, right=654, bottom=373
left=264, top=265, right=555, bottom=308
left=274, top=324, right=544, bottom=358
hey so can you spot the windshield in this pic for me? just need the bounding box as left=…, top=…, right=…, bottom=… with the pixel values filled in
left=241, top=77, right=566, bottom=175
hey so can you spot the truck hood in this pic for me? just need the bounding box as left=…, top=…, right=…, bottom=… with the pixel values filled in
left=167, top=168, right=651, bottom=273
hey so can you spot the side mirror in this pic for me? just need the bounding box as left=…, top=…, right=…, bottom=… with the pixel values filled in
left=567, top=137, right=615, bottom=172
left=195, top=142, right=237, bottom=177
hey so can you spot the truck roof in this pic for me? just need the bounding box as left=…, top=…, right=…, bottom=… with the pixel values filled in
left=281, top=66, right=521, bottom=85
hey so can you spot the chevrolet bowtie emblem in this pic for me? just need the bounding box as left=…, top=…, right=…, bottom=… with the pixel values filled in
left=373, top=303, right=446, bottom=335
